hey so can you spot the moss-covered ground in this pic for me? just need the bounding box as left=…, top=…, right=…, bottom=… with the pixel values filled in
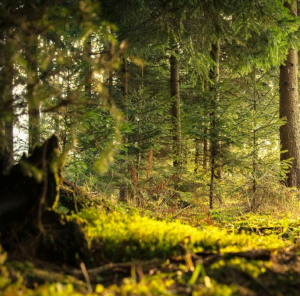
left=2, top=204, right=300, bottom=296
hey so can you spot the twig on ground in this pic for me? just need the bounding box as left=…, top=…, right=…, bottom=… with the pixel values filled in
left=70, top=258, right=161, bottom=276
left=79, top=261, right=92, bottom=293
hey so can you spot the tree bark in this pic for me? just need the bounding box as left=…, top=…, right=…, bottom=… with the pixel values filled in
left=280, top=1, right=300, bottom=187
left=251, top=68, right=258, bottom=210
left=209, top=41, right=220, bottom=209
left=27, top=39, right=40, bottom=154
left=0, top=60, right=14, bottom=153
left=84, top=35, right=92, bottom=99
left=4, top=68, right=14, bottom=154
left=194, top=140, right=201, bottom=172
left=119, top=58, right=129, bottom=202
left=203, top=122, right=209, bottom=169
left=107, top=43, right=115, bottom=99
left=0, top=31, right=14, bottom=175
left=170, top=53, right=181, bottom=168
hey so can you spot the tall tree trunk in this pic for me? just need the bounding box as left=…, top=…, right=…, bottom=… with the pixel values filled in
left=108, top=70, right=113, bottom=98
left=0, top=30, right=6, bottom=149
left=209, top=41, right=220, bottom=209
left=119, top=58, right=129, bottom=202
left=203, top=118, right=209, bottom=169
left=0, top=59, right=14, bottom=153
left=251, top=68, right=258, bottom=210
left=107, top=42, right=115, bottom=99
left=84, top=36, right=92, bottom=99
left=280, top=1, right=300, bottom=187
left=136, top=66, right=144, bottom=183
left=194, top=139, right=201, bottom=173
left=170, top=52, right=181, bottom=168
left=4, top=69, right=14, bottom=154
left=27, top=40, right=40, bottom=154
left=0, top=36, right=14, bottom=173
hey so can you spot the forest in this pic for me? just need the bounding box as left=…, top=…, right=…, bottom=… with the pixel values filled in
left=2, top=0, right=300, bottom=295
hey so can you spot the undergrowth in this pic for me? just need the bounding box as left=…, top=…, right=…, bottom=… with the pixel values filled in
left=2, top=203, right=300, bottom=296
left=78, top=210, right=288, bottom=261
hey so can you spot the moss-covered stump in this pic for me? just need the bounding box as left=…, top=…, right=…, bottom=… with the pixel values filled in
left=37, top=210, right=89, bottom=265
left=0, top=135, right=61, bottom=223
left=0, top=135, right=89, bottom=266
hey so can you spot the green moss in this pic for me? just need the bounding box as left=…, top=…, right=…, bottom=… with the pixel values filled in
left=76, top=209, right=288, bottom=260
left=2, top=209, right=300, bottom=296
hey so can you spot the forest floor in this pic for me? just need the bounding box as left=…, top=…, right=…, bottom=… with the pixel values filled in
left=1, top=196, right=300, bottom=296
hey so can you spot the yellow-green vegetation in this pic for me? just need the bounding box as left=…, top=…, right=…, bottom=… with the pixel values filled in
left=2, top=208, right=300, bottom=296
left=77, top=209, right=288, bottom=261
left=211, top=210, right=300, bottom=239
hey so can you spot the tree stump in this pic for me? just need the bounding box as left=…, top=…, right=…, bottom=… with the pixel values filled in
left=0, top=135, right=89, bottom=265
left=0, top=134, right=61, bottom=223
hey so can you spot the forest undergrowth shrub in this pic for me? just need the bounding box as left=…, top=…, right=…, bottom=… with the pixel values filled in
left=107, top=170, right=297, bottom=227
left=63, top=144, right=300, bottom=224
left=208, top=170, right=300, bottom=214
left=124, top=172, right=194, bottom=213
left=132, top=163, right=289, bottom=220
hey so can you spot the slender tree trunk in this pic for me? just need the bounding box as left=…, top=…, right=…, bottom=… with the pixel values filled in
left=209, top=41, right=220, bottom=209
left=251, top=68, right=258, bottom=210
left=108, top=71, right=113, bottom=98
left=170, top=53, right=181, bottom=168
left=0, top=59, right=14, bottom=153
left=121, top=59, right=128, bottom=107
left=107, top=43, right=115, bottom=99
left=106, top=42, right=115, bottom=102
left=137, top=107, right=141, bottom=181
left=280, top=1, right=300, bottom=187
left=27, top=33, right=41, bottom=153
left=0, top=122, right=4, bottom=151
left=209, top=128, right=217, bottom=209
left=194, top=140, right=201, bottom=173
left=0, top=36, right=14, bottom=172
left=120, top=58, right=129, bottom=202
left=84, top=36, right=92, bottom=99
left=0, top=31, right=6, bottom=149
left=136, top=66, right=144, bottom=182
left=27, top=40, right=40, bottom=154
left=53, top=76, right=60, bottom=136
left=203, top=123, right=209, bottom=169
left=4, top=69, right=14, bottom=154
